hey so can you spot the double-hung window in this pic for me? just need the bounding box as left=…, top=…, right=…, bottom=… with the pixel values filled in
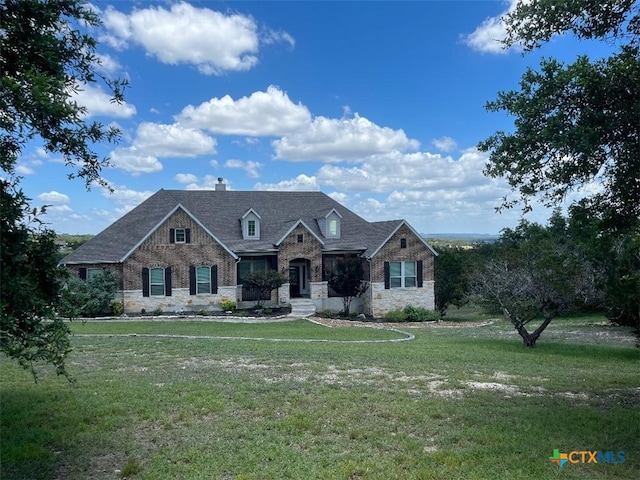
left=175, top=228, right=186, bottom=243
left=196, top=266, right=211, bottom=294
left=390, top=261, right=416, bottom=288
left=150, top=267, right=166, bottom=296
left=247, top=220, right=256, bottom=237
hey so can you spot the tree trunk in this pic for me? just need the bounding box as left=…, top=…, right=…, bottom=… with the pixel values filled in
left=515, top=314, right=555, bottom=348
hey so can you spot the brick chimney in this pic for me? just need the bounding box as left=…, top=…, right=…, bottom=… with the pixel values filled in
left=215, top=177, right=226, bottom=191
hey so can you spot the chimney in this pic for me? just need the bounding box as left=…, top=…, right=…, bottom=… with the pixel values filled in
left=215, top=177, right=226, bottom=191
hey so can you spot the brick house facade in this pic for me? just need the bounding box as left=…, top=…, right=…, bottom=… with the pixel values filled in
left=61, top=183, right=437, bottom=316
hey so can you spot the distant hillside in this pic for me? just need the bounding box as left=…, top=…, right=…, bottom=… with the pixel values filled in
left=424, top=233, right=499, bottom=249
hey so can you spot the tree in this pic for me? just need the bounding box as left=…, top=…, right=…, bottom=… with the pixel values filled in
left=473, top=216, right=600, bottom=347
left=434, top=247, right=469, bottom=318
left=242, top=270, right=287, bottom=309
left=479, top=0, right=640, bottom=231
left=60, top=270, right=118, bottom=318
left=328, top=257, right=368, bottom=317
left=1, top=0, right=125, bottom=378
left=0, top=183, right=71, bottom=380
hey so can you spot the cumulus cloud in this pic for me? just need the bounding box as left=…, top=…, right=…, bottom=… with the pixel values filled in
left=174, top=173, right=199, bottom=184
left=224, top=159, right=263, bottom=178
left=100, top=182, right=155, bottom=215
left=71, top=83, right=136, bottom=118
left=109, top=148, right=162, bottom=175
left=273, top=114, right=420, bottom=162
left=95, top=53, right=122, bottom=75
left=254, top=174, right=320, bottom=191
left=180, top=175, right=232, bottom=190
left=100, top=2, right=292, bottom=75
left=432, top=136, right=458, bottom=152
left=176, top=86, right=311, bottom=136
left=38, top=191, right=70, bottom=204
left=462, top=0, right=520, bottom=54
left=134, top=123, right=217, bottom=157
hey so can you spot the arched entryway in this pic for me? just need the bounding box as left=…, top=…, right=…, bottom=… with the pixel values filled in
left=289, top=258, right=310, bottom=298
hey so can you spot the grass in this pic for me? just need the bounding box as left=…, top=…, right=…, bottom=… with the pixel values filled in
left=1, top=312, right=638, bottom=479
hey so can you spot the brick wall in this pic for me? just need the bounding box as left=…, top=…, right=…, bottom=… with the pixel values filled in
left=278, top=224, right=323, bottom=282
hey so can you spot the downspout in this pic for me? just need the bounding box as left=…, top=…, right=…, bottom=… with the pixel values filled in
left=235, top=256, right=242, bottom=305
left=365, top=256, right=372, bottom=317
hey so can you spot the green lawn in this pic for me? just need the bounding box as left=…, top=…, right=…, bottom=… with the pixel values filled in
left=1, top=315, right=638, bottom=479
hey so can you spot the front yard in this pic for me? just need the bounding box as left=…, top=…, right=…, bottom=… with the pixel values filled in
left=1, top=314, right=638, bottom=479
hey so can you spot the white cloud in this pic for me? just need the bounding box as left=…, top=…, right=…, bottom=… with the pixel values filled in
left=101, top=2, right=267, bottom=75
left=462, top=0, right=520, bottom=54
left=174, top=173, right=199, bottom=184
left=176, top=86, right=311, bottom=136
left=15, top=164, right=35, bottom=175
left=109, top=148, right=162, bottom=175
left=432, top=136, right=458, bottom=152
left=224, top=159, right=263, bottom=178
left=72, top=83, right=136, bottom=118
left=182, top=175, right=232, bottom=191
left=100, top=182, right=155, bottom=215
left=134, top=123, right=216, bottom=157
left=38, top=191, right=70, bottom=204
left=273, top=114, right=420, bottom=162
left=95, top=53, right=122, bottom=75
left=254, top=174, right=320, bottom=191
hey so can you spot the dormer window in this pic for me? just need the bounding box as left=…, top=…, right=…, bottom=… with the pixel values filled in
left=324, top=209, right=342, bottom=238
left=242, top=209, right=261, bottom=240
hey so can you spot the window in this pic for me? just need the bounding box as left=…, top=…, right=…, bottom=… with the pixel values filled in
left=175, top=228, right=186, bottom=243
left=238, top=258, right=268, bottom=283
left=389, top=261, right=416, bottom=288
left=170, top=228, right=190, bottom=244
left=150, top=267, right=165, bottom=296
left=196, top=266, right=211, bottom=294
left=400, top=238, right=407, bottom=249
left=329, top=219, right=338, bottom=236
left=248, top=220, right=256, bottom=237
left=297, top=234, right=304, bottom=243
left=87, top=268, right=104, bottom=281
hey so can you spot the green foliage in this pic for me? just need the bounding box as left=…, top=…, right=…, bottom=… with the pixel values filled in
left=434, top=246, right=470, bottom=317
left=197, top=308, right=207, bottom=316
left=0, top=182, right=71, bottom=380
left=111, top=301, right=124, bottom=316
left=480, top=0, right=640, bottom=231
left=153, top=307, right=163, bottom=316
left=328, top=257, right=368, bottom=316
left=383, top=305, right=439, bottom=322
left=242, top=270, right=287, bottom=308
left=60, top=271, right=118, bottom=318
left=220, top=300, right=237, bottom=312
left=0, top=0, right=126, bottom=377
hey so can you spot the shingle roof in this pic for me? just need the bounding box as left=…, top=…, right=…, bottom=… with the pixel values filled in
left=60, top=189, right=424, bottom=264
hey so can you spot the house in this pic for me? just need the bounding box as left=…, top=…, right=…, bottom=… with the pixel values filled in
left=60, top=180, right=437, bottom=316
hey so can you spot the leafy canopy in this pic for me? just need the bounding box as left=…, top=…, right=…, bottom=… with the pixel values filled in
left=480, top=0, right=640, bottom=231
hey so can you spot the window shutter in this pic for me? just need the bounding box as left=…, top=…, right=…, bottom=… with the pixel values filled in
left=165, top=267, right=172, bottom=296
left=417, top=260, right=423, bottom=288
left=79, top=267, right=87, bottom=280
left=185, top=228, right=191, bottom=244
left=384, top=262, right=390, bottom=290
left=142, top=268, right=150, bottom=297
left=211, top=265, right=218, bottom=294
left=268, top=255, right=278, bottom=271
left=189, top=266, right=196, bottom=295
left=169, top=228, right=175, bottom=244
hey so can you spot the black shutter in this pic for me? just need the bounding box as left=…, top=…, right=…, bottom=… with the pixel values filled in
left=211, top=265, right=218, bottom=294
left=169, top=228, right=175, bottom=243
left=165, top=267, right=172, bottom=296
left=189, top=266, right=196, bottom=295
left=185, top=228, right=191, bottom=244
left=384, top=262, right=390, bottom=290
left=268, top=255, right=278, bottom=271
left=417, top=260, right=423, bottom=288
left=79, top=267, right=87, bottom=280
left=142, top=268, right=150, bottom=297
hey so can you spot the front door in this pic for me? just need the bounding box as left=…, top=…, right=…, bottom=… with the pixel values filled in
left=289, top=266, right=300, bottom=297
left=289, top=261, right=309, bottom=297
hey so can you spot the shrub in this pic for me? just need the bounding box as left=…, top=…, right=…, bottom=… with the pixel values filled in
left=383, top=309, right=408, bottom=322
left=60, top=270, right=118, bottom=318
left=197, top=308, right=207, bottom=316
left=262, top=308, right=273, bottom=315
left=111, top=301, right=124, bottom=316
left=383, top=305, right=439, bottom=322
left=153, top=307, right=163, bottom=316
left=220, top=300, right=236, bottom=312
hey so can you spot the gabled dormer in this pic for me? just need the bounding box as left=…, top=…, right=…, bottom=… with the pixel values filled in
left=320, top=208, right=342, bottom=239
left=241, top=208, right=261, bottom=240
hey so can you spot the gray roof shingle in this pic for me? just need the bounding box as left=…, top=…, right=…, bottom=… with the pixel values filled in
left=60, top=189, right=426, bottom=264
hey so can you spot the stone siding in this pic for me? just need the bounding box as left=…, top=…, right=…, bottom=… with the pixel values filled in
left=369, top=281, right=435, bottom=317
left=123, top=286, right=238, bottom=314
left=278, top=224, right=323, bottom=282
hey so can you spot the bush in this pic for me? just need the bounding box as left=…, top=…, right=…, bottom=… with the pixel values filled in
left=111, top=301, right=124, bottom=316
left=197, top=308, right=207, bottom=316
left=60, top=270, right=118, bottom=318
left=383, top=305, right=439, bottom=322
left=220, top=300, right=236, bottom=312
left=153, top=307, right=163, bottom=316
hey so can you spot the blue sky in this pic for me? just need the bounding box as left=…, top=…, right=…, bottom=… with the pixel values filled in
left=15, top=0, right=612, bottom=235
